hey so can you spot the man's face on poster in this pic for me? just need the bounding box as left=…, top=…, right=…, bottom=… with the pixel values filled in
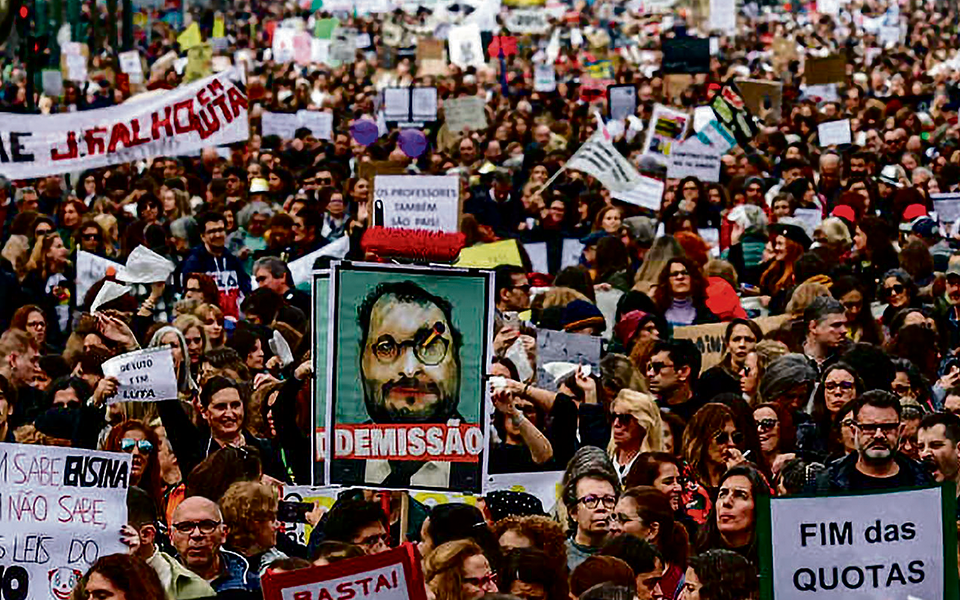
left=361, top=295, right=460, bottom=423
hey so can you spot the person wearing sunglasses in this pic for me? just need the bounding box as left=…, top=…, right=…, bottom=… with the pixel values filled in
left=105, top=420, right=164, bottom=507
left=424, top=539, right=499, bottom=600
left=811, top=391, right=933, bottom=494
left=682, top=403, right=747, bottom=498
left=878, top=268, right=919, bottom=334
left=608, top=390, right=662, bottom=482
left=753, top=403, right=797, bottom=477
left=646, top=339, right=705, bottom=423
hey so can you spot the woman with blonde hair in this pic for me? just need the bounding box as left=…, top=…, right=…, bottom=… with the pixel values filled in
left=740, top=340, right=789, bottom=403
left=23, top=233, right=73, bottom=345
left=92, top=213, right=119, bottom=256
left=194, top=303, right=225, bottom=348
left=220, top=480, right=286, bottom=576
left=173, top=314, right=207, bottom=379
left=608, top=390, right=662, bottom=481
left=424, top=539, right=499, bottom=600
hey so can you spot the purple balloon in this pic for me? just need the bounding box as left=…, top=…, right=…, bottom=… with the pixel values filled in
left=398, top=129, right=428, bottom=158
left=350, top=119, right=379, bottom=146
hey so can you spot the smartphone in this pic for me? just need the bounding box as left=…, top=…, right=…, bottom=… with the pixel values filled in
left=277, top=501, right=312, bottom=523
left=503, top=311, right=520, bottom=330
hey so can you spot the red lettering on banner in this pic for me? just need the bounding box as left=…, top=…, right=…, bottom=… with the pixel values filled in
left=211, top=94, right=234, bottom=123
left=84, top=127, right=107, bottom=156
left=208, top=79, right=224, bottom=95
left=129, top=118, right=152, bottom=146
left=227, top=87, right=248, bottom=117
left=336, top=581, right=357, bottom=600
left=152, top=107, right=174, bottom=139
left=197, top=88, right=211, bottom=106
left=293, top=593, right=311, bottom=600
left=317, top=589, right=333, bottom=600
left=356, top=577, right=372, bottom=595
left=173, top=100, right=196, bottom=134
left=334, top=424, right=483, bottom=461
left=51, top=132, right=79, bottom=161
left=374, top=574, right=392, bottom=593
left=107, top=122, right=132, bottom=153
left=195, top=107, right=221, bottom=140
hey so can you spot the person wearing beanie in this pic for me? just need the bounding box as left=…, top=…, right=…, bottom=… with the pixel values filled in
left=561, top=446, right=622, bottom=570
left=801, top=296, right=849, bottom=376
left=561, top=300, right=606, bottom=336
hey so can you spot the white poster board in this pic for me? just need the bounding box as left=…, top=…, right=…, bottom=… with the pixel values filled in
left=818, top=119, right=852, bottom=146
left=373, top=175, right=460, bottom=232
left=443, top=96, right=487, bottom=133
left=102, top=346, right=179, bottom=402
left=0, top=443, right=130, bottom=598
left=666, top=136, right=722, bottom=182
left=448, top=23, right=485, bottom=68
left=642, top=104, right=690, bottom=166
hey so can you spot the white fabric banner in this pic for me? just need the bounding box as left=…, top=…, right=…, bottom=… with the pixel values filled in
left=566, top=129, right=645, bottom=194
left=0, top=69, right=249, bottom=179
left=0, top=443, right=130, bottom=598
left=76, top=250, right=124, bottom=307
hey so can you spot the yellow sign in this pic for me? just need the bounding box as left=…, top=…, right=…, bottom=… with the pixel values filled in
left=184, top=42, right=213, bottom=83
left=212, top=16, right=225, bottom=39
left=177, top=22, right=202, bottom=50
left=455, top=240, right=523, bottom=269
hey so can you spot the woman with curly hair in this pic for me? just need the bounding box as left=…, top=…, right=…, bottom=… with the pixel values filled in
left=219, top=480, right=287, bottom=577
left=493, top=514, right=568, bottom=574
left=653, top=257, right=719, bottom=327
left=681, top=549, right=758, bottom=600
left=424, top=539, right=499, bottom=600
left=104, top=420, right=164, bottom=508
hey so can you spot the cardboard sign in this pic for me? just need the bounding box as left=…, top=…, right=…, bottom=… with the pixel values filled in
left=818, top=119, right=852, bottom=147
left=443, top=96, right=487, bottom=133
left=661, top=37, right=711, bottom=74
left=416, top=38, right=446, bottom=76
left=536, top=329, right=602, bottom=392
left=674, top=314, right=789, bottom=370
left=804, top=55, right=846, bottom=85
left=642, top=104, right=690, bottom=166
left=455, top=239, right=524, bottom=268
left=736, top=79, right=783, bottom=123
left=667, top=136, right=723, bottom=182
left=325, top=263, right=494, bottom=492
left=262, top=544, right=427, bottom=600
left=0, top=443, right=130, bottom=596
left=0, top=69, right=248, bottom=179
left=932, top=193, right=960, bottom=223
left=373, top=175, right=460, bottom=233
left=759, top=486, right=958, bottom=599
left=102, top=347, right=179, bottom=402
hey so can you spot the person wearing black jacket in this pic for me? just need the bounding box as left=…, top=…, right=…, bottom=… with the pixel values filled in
left=157, top=375, right=287, bottom=482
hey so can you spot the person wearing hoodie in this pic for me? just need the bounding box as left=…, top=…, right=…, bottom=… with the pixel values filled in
left=179, top=211, right=251, bottom=320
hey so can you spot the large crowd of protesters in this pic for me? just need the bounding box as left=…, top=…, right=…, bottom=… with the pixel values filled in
left=3, top=0, right=960, bottom=597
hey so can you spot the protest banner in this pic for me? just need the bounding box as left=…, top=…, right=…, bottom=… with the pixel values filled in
left=536, top=329, right=602, bottom=392
left=661, top=37, right=710, bottom=74
left=793, top=208, right=824, bottom=233
left=818, top=119, right=852, bottom=146
left=708, top=0, right=736, bottom=33
left=76, top=251, right=124, bottom=307
left=288, top=237, right=350, bottom=288
left=383, top=88, right=438, bottom=123
left=642, top=104, right=690, bottom=166
left=102, top=346, right=179, bottom=403
left=932, top=193, right=960, bottom=223
left=184, top=42, right=213, bottom=83
left=673, top=314, right=789, bottom=369
left=443, top=96, right=487, bottom=133
left=486, top=471, right=563, bottom=512
left=0, top=443, right=130, bottom=599
left=504, top=9, right=550, bottom=34
left=612, top=175, right=666, bottom=211
left=534, top=63, right=557, bottom=92
left=118, top=50, right=143, bottom=84
left=804, top=55, right=846, bottom=85
left=373, top=175, right=460, bottom=233
left=455, top=239, right=524, bottom=268
left=41, top=71, right=64, bottom=98
left=448, top=23, right=485, bottom=68
left=262, top=111, right=334, bottom=140
left=666, top=136, right=723, bottom=182
left=758, top=485, right=958, bottom=599
left=325, top=262, right=494, bottom=492
left=0, top=69, right=248, bottom=179
left=524, top=242, right=549, bottom=274
left=416, top=38, right=446, bottom=76
left=262, top=544, right=427, bottom=600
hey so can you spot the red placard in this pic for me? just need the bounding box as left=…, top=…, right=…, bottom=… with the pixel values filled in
left=261, top=543, right=427, bottom=600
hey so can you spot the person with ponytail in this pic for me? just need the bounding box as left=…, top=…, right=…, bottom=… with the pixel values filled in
left=609, top=486, right=689, bottom=599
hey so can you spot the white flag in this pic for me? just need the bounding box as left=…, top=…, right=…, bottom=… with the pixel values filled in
left=565, top=130, right=643, bottom=193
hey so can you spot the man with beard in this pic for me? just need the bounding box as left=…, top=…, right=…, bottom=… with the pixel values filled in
left=934, top=264, right=960, bottom=349
left=813, top=391, right=932, bottom=492
left=917, top=412, right=960, bottom=499
left=335, top=281, right=473, bottom=489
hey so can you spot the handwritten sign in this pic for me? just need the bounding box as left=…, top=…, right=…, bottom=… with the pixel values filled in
left=262, top=544, right=427, bottom=600
left=674, top=315, right=788, bottom=370
left=102, top=347, right=179, bottom=402
left=443, top=96, right=487, bottom=134
left=667, top=136, right=723, bottom=182
left=818, top=119, right=852, bottom=147
left=373, top=175, right=460, bottom=233
left=0, top=444, right=130, bottom=600
left=759, top=486, right=957, bottom=599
